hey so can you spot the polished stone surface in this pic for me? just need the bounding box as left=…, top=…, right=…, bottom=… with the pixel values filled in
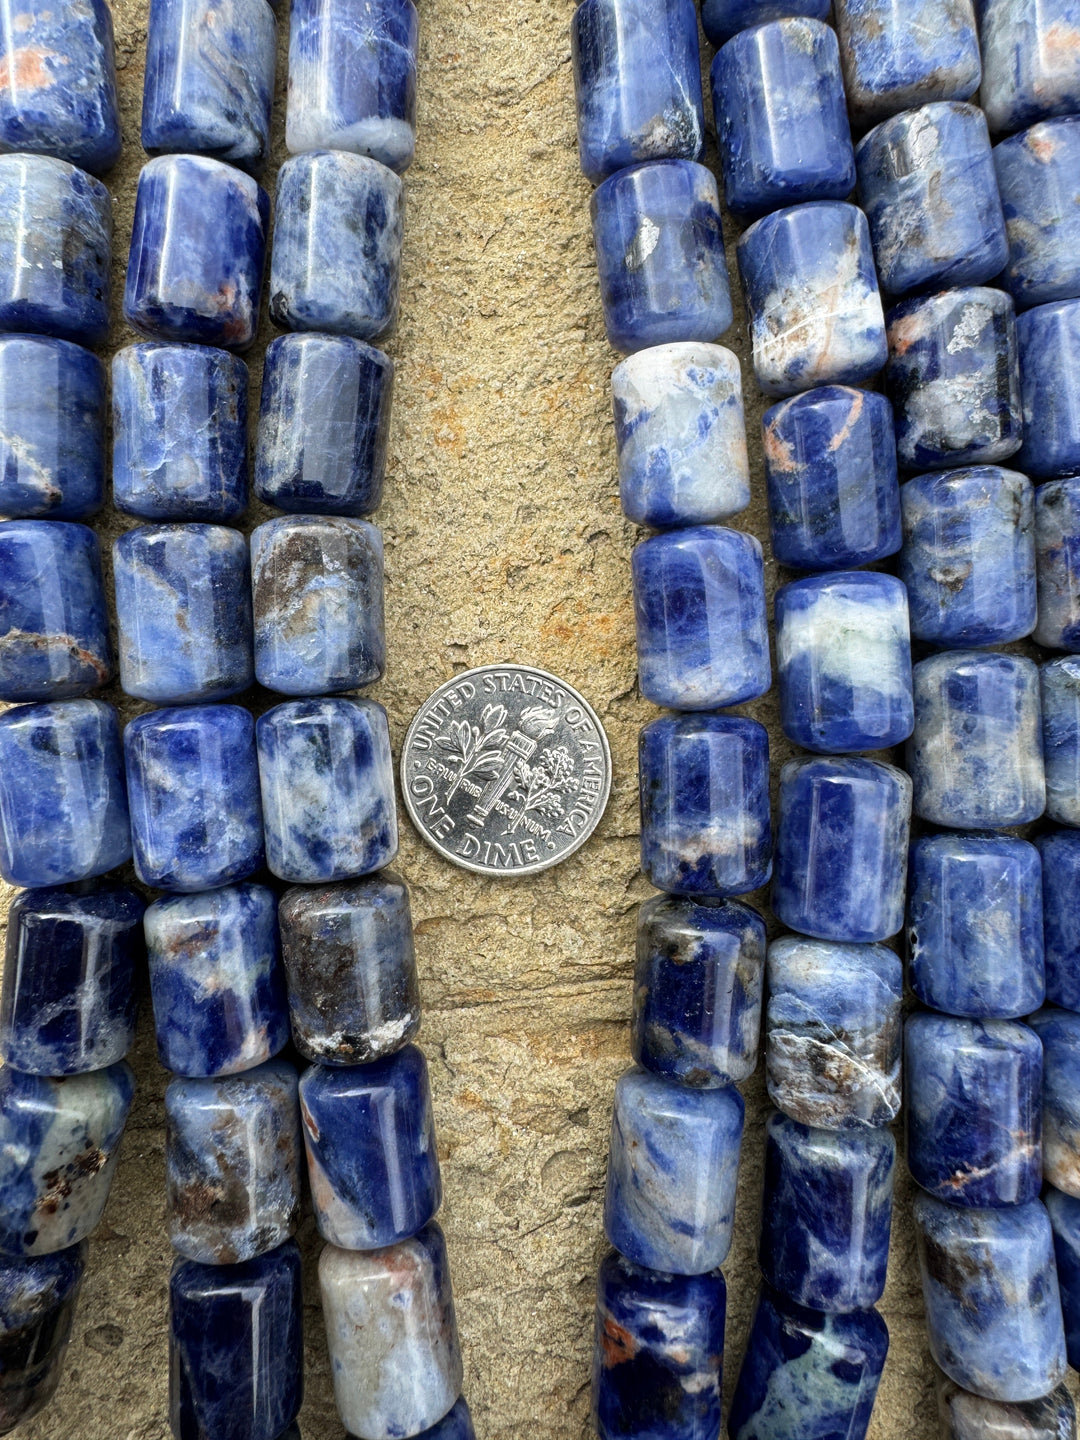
left=701, top=0, right=829, bottom=45
left=1042, top=658, right=1080, bottom=825
left=255, top=333, right=393, bottom=517
left=112, top=343, right=249, bottom=522
left=639, top=713, right=772, bottom=897
left=980, top=0, right=1080, bottom=137
left=269, top=150, right=403, bottom=340
left=0, top=884, right=144, bottom=1076
left=1016, top=300, right=1080, bottom=479
left=1039, top=831, right=1080, bottom=1013
left=571, top=0, right=703, bottom=185
left=1035, top=478, right=1080, bottom=653
left=737, top=202, right=887, bottom=398
left=145, top=883, right=289, bottom=1078
left=833, top=0, right=980, bottom=126
left=0, top=1062, right=133, bottom=1256
left=278, top=873, right=420, bottom=1068
left=908, top=651, right=1045, bottom=829
left=1045, top=1184, right=1080, bottom=1374
left=762, top=385, right=901, bottom=571
left=604, top=1065, right=744, bottom=1274
left=1027, top=1008, right=1080, bottom=1196
left=407, top=1399, right=476, bottom=1440
left=937, top=1373, right=1078, bottom=1440
left=590, top=159, right=731, bottom=354
left=0, top=1243, right=85, bottom=1434
left=0, top=520, right=111, bottom=701
left=995, top=117, right=1080, bottom=310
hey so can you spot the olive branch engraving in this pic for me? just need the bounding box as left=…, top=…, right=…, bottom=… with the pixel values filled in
left=434, top=703, right=508, bottom=803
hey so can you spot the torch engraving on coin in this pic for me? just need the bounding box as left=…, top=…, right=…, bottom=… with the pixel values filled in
left=401, top=664, right=613, bottom=876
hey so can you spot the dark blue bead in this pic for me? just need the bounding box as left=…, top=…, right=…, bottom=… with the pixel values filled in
left=0, top=1243, right=85, bottom=1433
left=1027, top=1008, right=1080, bottom=1197
left=1038, top=830, right=1080, bottom=1013
left=0, top=884, right=144, bottom=1076
left=833, top=0, right=980, bottom=127
left=145, top=883, right=289, bottom=1078
left=407, top=1399, right=476, bottom=1440
left=937, top=1373, right=1078, bottom=1440
left=701, top=0, right=829, bottom=46
left=712, top=19, right=854, bottom=222
left=1017, top=299, right=1080, bottom=479
left=0, top=335, right=105, bottom=520
left=1042, top=657, right=1080, bottom=825
left=254, top=333, right=393, bottom=517
left=1036, top=477, right=1080, bottom=652
left=592, top=1250, right=725, bottom=1440
left=995, top=117, right=1080, bottom=309
left=572, top=0, right=704, bottom=185
left=0, top=521, right=111, bottom=701
left=760, top=1113, right=895, bottom=1313
left=124, top=155, right=270, bottom=350
left=980, top=0, right=1080, bottom=137
left=762, top=386, right=900, bottom=570
left=590, top=160, right=732, bottom=354
left=1045, top=1184, right=1080, bottom=1372
left=169, top=1240, right=302, bottom=1440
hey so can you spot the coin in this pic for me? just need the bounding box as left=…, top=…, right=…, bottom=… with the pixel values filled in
left=400, top=663, right=613, bottom=877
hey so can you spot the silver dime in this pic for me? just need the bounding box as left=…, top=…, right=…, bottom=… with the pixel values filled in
left=401, top=664, right=613, bottom=876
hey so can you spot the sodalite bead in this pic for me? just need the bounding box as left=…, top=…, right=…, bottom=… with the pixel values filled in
left=611, top=343, right=749, bottom=528
left=772, top=757, right=911, bottom=943
left=995, top=118, right=1080, bottom=309
left=125, top=705, right=264, bottom=892
left=592, top=1252, right=725, bottom=1440
left=736, top=202, right=887, bottom=398
left=1035, top=477, right=1080, bottom=653
left=937, top=1374, right=1079, bottom=1440
left=760, top=1114, right=895, bottom=1314
left=590, top=160, right=732, bottom=354
left=255, top=334, right=393, bottom=517
left=0, top=1062, right=134, bottom=1256
left=765, top=937, right=902, bottom=1129
left=170, top=1241, right=302, bottom=1440
left=124, top=155, right=270, bottom=350
left=908, top=652, right=1045, bottom=829
left=1043, top=659, right=1080, bottom=825
left=913, top=1194, right=1066, bottom=1403
left=908, top=835, right=1045, bottom=1020
left=833, top=0, right=980, bottom=126
left=774, top=571, right=913, bottom=754
left=257, top=698, right=397, bottom=883
left=0, top=335, right=105, bottom=520
left=728, top=1286, right=889, bottom=1440
left=112, top=344, right=249, bottom=522
left=632, top=526, right=770, bottom=709
left=571, top=0, right=704, bottom=186
left=712, top=19, right=854, bottom=222
left=0, top=154, right=109, bottom=346
left=604, top=1066, right=744, bottom=1274
left=1030, top=1010, right=1080, bottom=1198
left=1046, top=1186, right=1080, bottom=1372
left=0, top=521, right=111, bottom=701
left=412, top=1399, right=476, bottom=1440
left=0, top=700, right=130, bottom=888
left=762, top=386, right=901, bottom=570
left=113, top=524, right=254, bottom=703
left=320, top=1223, right=462, bottom=1440
left=142, top=0, right=277, bottom=171
left=145, top=884, right=288, bottom=1077
left=287, top=0, right=418, bottom=173
left=269, top=151, right=403, bottom=340
left=278, top=874, right=420, bottom=1067
left=980, top=0, right=1080, bottom=137
left=632, top=894, right=766, bottom=1087
left=1016, top=301, right=1080, bottom=479
left=701, top=0, right=828, bottom=46
left=638, top=714, right=772, bottom=897
left=299, top=1045, right=440, bottom=1250
left=1039, top=831, right=1080, bottom=1012
left=0, top=884, right=144, bottom=1076
left=0, top=1244, right=85, bottom=1433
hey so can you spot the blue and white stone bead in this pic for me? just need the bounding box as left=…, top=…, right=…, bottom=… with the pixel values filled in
left=762, top=385, right=901, bottom=571
left=255, top=333, right=393, bottom=518
left=124, top=704, right=264, bottom=892
left=772, top=757, right=911, bottom=943
left=0, top=1062, right=134, bottom=1256
left=909, top=651, right=1045, bottom=829
left=775, top=571, right=913, bottom=753
left=1038, top=831, right=1080, bottom=1013
left=257, top=698, right=398, bottom=883
left=1016, top=300, right=1080, bottom=479
left=0, top=700, right=130, bottom=888
left=0, top=1243, right=85, bottom=1433
left=995, top=117, right=1080, bottom=309
left=112, top=344, right=249, bottom=522
left=1045, top=1184, right=1080, bottom=1373
left=0, top=335, right=105, bottom=520
left=736, top=202, right=887, bottom=398
left=632, top=526, right=770, bottom=709
left=913, top=1193, right=1066, bottom=1403
left=0, top=884, right=144, bottom=1076
left=1027, top=1008, right=1080, bottom=1196
left=590, top=159, right=732, bottom=354
left=142, top=0, right=277, bottom=172
left=145, top=883, right=289, bottom=1078
left=1042, top=658, right=1080, bottom=825
left=269, top=150, right=403, bottom=340
left=414, top=1400, right=477, bottom=1440
left=766, top=936, right=902, bottom=1129
left=639, top=713, right=772, bottom=897
left=571, top=0, right=703, bottom=186
left=632, top=894, right=765, bottom=1087
left=604, top=1065, right=744, bottom=1274
left=979, top=0, right=1080, bottom=137
left=0, top=521, right=111, bottom=701
left=0, top=154, right=110, bottom=346
left=832, top=0, right=980, bottom=127
left=611, top=342, right=749, bottom=528
left=319, top=1224, right=462, bottom=1440
left=937, top=1374, right=1079, bottom=1440
left=124, top=154, right=269, bottom=350
left=711, top=19, right=855, bottom=222
left=1035, top=477, right=1080, bottom=653
left=700, top=0, right=829, bottom=46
